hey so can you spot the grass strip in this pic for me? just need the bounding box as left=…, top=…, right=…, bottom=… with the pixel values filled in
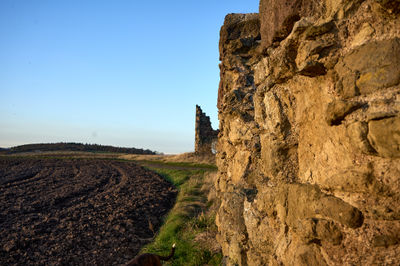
left=140, top=166, right=222, bottom=266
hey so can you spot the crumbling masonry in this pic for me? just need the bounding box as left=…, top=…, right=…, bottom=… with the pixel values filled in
left=215, top=1, right=400, bottom=265
left=194, top=105, right=218, bottom=154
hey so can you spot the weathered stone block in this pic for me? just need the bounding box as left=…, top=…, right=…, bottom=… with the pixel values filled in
left=368, top=116, right=400, bottom=158
left=259, top=0, right=323, bottom=48
left=335, top=38, right=400, bottom=98
left=346, top=121, right=377, bottom=154
left=286, top=184, right=364, bottom=229
left=375, top=0, right=400, bottom=14
left=296, top=36, right=336, bottom=76
left=219, top=13, right=260, bottom=58
left=218, top=13, right=260, bottom=109
left=315, top=219, right=343, bottom=245
left=351, top=23, right=375, bottom=48
left=321, top=167, right=374, bottom=193
left=373, top=235, right=400, bottom=247
left=325, top=99, right=363, bottom=125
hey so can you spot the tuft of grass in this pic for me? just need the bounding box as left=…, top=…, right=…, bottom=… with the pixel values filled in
left=139, top=164, right=222, bottom=266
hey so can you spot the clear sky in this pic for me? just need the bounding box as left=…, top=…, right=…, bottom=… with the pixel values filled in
left=0, top=0, right=259, bottom=154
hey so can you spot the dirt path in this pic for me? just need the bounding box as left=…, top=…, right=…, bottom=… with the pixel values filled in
left=0, top=157, right=177, bottom=265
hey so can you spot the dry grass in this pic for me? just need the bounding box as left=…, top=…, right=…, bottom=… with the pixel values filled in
left=7, top=150, right=217, bottom=165
left=120, top=152, right=216, bottom=165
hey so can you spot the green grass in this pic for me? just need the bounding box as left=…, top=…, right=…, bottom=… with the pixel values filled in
left=140, top=165, right=222, bottom=266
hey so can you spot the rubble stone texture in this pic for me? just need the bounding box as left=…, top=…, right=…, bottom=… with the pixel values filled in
left=194, top=105, right=219, bottom=154
left=216, top=0, right=400, bottom=265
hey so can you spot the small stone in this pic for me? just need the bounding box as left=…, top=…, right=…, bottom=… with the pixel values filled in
left=373, top=235, right=399, bottom=247
left=325, top=100, right=363, bottom=126
left=3, top=240, right=16, bottom=252
left=351, top=23, right=375, bottom=48
left=368, top=116, right=400, bottom=158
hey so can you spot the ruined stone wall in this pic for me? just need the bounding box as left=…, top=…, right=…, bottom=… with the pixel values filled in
left=195, top=105, right=218, bottom=154
left=216, top=1, right=400, bottom=265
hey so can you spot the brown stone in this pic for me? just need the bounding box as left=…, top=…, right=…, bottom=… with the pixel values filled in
left=373, top=235, right=399, bottom=247
left=218, top=13, right=260, bottom=109
left=296, top=37, right=336, bottom=76
left=216, top=1, right=400, bottom=265
left=315, top=219, right=343, bottom=245
left=376, top=0, right=400, bottom=14
left=303, top=21, right=335, bottom=40
left=325, top=99, right=363, bottom=125
left=346, top=122, right=377, bottom=154
left=335, top=38, right=400, bottom=98
left=219, top=13, right=260, bottom=59
left=368, top=116, right=400, bottom=158
left=285, top=184, right=364, bottom=229
left=259, top=0, right=323, bottom=49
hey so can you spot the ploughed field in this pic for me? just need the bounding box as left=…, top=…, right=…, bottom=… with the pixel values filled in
left=0, top=157, right=177, bottom=265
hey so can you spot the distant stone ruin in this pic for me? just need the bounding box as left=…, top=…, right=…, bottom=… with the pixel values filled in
left=194, top=105, right=218, bottom=154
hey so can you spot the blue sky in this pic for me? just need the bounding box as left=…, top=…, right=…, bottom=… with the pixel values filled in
left=0, top=0, right=259, bottom=154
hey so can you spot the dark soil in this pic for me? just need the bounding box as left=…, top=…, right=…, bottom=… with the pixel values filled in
left=0, top=157, right=177, bottom=265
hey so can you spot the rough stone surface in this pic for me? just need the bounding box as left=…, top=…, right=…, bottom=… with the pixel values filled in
left=368, top=116, right=400, bottom=158
left=334, top=38, right=400, bottom=98
left=216, top=1, right=400, bottom=265
left=259, top=0, right=324, bottom=49
left=194, top=105, right=218, bottom=154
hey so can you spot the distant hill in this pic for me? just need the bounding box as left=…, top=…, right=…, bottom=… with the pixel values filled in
left=1, top=142, right=157, bottom=155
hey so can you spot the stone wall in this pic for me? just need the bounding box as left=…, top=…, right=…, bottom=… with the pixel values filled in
left=216, top=1, right=400, bottom=265
left=195, top=105, right=218, bottom=154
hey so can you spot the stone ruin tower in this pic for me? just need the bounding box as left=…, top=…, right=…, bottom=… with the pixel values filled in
left=194, top=105, right=218, bottom=154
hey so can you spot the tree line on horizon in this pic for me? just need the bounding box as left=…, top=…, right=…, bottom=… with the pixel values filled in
left=0, top=142, right=157, bottom=155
